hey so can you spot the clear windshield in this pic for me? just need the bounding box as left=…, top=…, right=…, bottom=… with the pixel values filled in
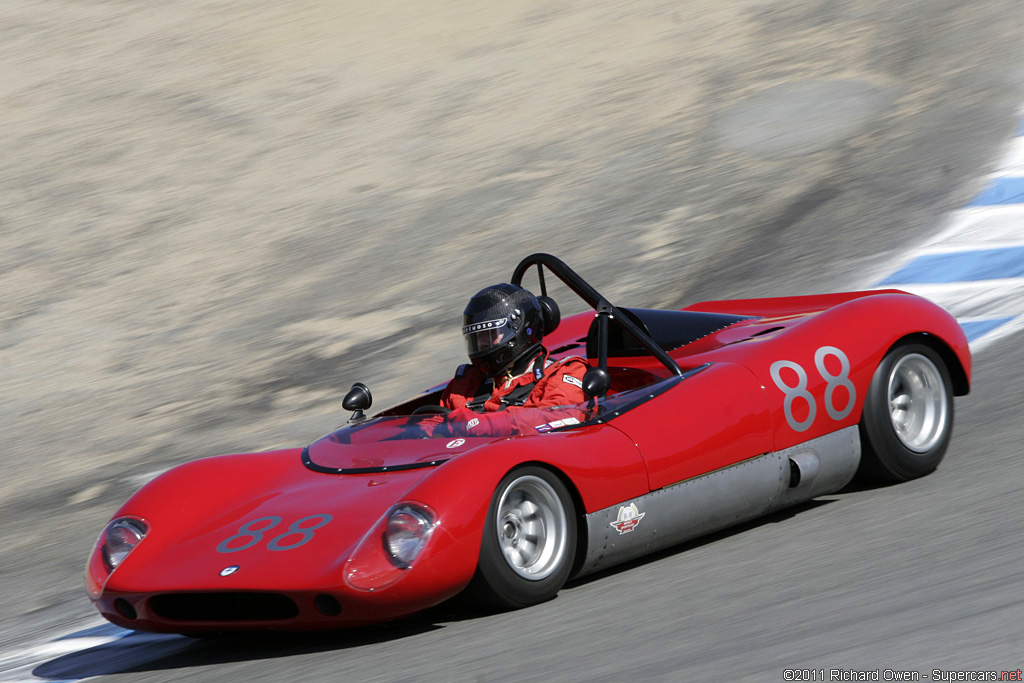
left=304, top=374, right=684, bottom=472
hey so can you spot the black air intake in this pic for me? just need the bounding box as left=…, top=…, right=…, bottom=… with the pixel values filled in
left=150, top=592, right=299, bottom=621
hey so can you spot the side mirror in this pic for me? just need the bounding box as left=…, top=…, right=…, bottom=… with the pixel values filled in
left=581, top=367, right=611, bottom=399
left=343, top=382, right=372, bottom=422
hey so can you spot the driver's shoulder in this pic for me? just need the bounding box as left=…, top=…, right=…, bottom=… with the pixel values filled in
left=442, top=363, right=487, bottom=401
left=451, top=363, right=487, bottom=383
left=538, top=356, right=588, bottom=388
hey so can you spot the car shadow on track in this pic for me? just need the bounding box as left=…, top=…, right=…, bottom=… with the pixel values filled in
left=31, top=615, right=449, bottom=681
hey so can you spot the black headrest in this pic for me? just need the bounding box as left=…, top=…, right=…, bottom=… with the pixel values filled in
left=586, top=308, right=648, bottom=359
left=538, top=296, right=560, bottom=336
left=586, top=307, right=754, bottom=358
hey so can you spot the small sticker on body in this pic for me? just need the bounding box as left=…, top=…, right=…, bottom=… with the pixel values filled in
left=610, top=503, right=645, bottom=534
left=534, top=417, right=581, bottom=432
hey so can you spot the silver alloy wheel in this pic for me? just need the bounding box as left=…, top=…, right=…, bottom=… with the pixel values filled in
left=496, top=475, right=568, bottom=581
left=886, top=353, right=949, bottom=453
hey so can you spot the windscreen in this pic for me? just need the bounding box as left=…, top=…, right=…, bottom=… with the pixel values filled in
left=303, top=374, right=687, bottom=473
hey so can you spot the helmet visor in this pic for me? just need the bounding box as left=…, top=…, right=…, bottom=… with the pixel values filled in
left=462, top=317, right=513, bottom=356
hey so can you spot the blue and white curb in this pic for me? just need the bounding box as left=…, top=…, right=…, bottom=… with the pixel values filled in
left=874, top=118, right=1024, bottom=351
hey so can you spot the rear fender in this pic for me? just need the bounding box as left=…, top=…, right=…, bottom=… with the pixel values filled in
left=897, top=331, right=971, bottom=396
left=699, top=292, right=969, bottom=450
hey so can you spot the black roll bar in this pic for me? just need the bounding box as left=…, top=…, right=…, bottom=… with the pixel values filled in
left=511, top=253, right=684, bottom=377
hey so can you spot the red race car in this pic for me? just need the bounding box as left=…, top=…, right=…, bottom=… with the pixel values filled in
left=86, top=253, right=971, bottom=633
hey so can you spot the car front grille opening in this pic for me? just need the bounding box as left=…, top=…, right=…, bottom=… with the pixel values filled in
left=150, top=592, right=299, bottom=621
left=314, top=594, right=342, bottom=616
left=114, top=598, right=138, bottom=620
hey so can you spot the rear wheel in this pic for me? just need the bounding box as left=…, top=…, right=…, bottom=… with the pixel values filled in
left=467, top=466, right=576, bottom=609
left=858, top=342, right=954, bottom=483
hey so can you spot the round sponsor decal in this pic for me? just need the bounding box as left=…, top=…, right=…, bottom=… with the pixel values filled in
left=220, top=565, right=240, bottom=577
left=446, top=438, right=466, bottom=449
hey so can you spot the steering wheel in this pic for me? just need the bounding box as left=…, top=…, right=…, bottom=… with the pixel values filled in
left=411, top=404, right=452, bottom=416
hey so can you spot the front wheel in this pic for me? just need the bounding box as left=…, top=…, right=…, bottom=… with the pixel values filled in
left=467, top=466, right=576, bottom=610
left=858, top=342, right=954, bottom=483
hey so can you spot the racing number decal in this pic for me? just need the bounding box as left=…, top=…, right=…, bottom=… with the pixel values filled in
left=266, top=515, right=333, bottom=551
left=814, top=346, right=856, bottom=420
left=216, top=516, right=282, bottom=553
left=216, top=514, right=333, bottom=553
left=770, top=360, right=816, bottom=431
left=770, top=346, right=856, bottom=432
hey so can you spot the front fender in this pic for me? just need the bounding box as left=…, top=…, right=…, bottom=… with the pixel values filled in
left=373, top=423, right=647, bottom=601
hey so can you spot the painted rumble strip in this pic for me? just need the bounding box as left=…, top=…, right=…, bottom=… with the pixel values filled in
left=874, top=116, right=1024, bottom=350
left=881, top=247, right=1024, bottom=284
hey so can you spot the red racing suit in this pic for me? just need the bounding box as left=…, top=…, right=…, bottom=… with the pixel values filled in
left=430, top=351, right=590, bottom=437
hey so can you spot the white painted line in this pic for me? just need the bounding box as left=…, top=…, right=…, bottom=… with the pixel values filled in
left=923, top=205, right=1024, bottom=248
left=916, top=242, right=1024, bottom=255
left=988, top=136, right=1024, bottom=177
left=938, top=211, right=1024, bottom=250
left=874, top=278, right=1024, bottom=293
left=871, top=281, right=1024, bottom=320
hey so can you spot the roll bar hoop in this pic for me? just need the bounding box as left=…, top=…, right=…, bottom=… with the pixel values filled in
left=511, top=253, right=684, bottom=377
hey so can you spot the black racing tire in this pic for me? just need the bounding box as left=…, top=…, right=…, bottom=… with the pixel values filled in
left=466, top=466, right=576, bottom=610
left=858, top=341, right=954, bottom=483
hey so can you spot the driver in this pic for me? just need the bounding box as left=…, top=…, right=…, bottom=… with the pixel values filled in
left=435, top=283, right=589, bottom=436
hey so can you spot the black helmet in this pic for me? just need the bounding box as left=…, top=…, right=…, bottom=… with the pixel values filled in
left=462, top=283, right=544, bottom=378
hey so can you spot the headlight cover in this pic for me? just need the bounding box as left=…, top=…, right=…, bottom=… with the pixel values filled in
left=345, top=502, right=437, bottom=592
left=384, top=505, right=436, bottom=569
left=86, top=516, right=149, bottom=598
left=102, top=518, right=148, bottom=571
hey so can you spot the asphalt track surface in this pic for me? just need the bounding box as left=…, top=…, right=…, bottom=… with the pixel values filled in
left=4, top=4, right=1024, bottom=683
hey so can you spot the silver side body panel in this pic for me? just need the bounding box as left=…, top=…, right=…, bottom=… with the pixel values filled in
left=578, top=425, right=860, bottom=577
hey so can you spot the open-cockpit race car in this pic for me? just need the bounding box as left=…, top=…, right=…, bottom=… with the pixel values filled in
left=86, top=254, right=971, bottom=632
